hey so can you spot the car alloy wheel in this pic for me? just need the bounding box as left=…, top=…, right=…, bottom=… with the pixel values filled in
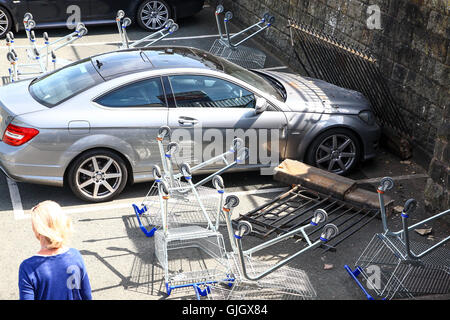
left=68, top=150, right=128, bottom=202
left=0, top=8, right=11, bottom=38
left=306, top=128, right=360, bottom=175
left=138, top=0, right=170, bottom=31
left=315, top=134, right=357, bottom=174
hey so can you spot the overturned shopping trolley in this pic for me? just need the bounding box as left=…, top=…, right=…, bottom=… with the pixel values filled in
left=345, top=177, right=450, bottom=300
left=115, top=10, right=178, bottom=49
left=209, top=5, right=274, bottom=69
left=195, top=192, right=335, bottom=300
left=6, top=12, right=88, bottom=82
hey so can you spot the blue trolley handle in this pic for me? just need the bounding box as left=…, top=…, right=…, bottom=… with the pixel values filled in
left=344, top=265, right=375, bottom=300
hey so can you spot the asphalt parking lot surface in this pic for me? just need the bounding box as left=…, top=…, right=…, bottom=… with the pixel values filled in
left=0, top=4, right=448, bottom=300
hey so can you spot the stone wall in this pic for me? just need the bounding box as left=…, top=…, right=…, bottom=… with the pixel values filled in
left=215, top=0, right=449, bottom=210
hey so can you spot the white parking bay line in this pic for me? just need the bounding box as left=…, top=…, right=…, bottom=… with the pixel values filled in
left=6, top=178, right=26, bottom=220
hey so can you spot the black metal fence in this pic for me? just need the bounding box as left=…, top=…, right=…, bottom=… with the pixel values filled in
left=287, top=19, right=411, bottom=139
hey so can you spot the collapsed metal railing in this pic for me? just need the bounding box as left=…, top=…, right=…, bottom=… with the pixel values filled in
left=287, top=18, right=411, bottom=143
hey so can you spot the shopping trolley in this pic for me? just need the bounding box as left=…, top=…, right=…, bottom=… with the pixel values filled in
left=345, top=177, right=450, bottom=299
left=209, top=5, right=274, bottom=69
left=115, top=10, right=178, bottom=49
left=153, top=173, right=245, bottom=296
left=6, top=12, right=87, bottom=82
left=187, top=183, right=322, bottom=300
left=132, top=126, right=247, bottom=237
left=222, top=195, right=339, bottom=282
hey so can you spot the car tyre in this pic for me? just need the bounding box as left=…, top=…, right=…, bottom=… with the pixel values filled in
left=0, top=7, right=12, bottom=39
left=306, top=128, right=361, bottom=175
left=137, top=0, right=171, bottom=31
left=67, top=149, right=128, bottom=203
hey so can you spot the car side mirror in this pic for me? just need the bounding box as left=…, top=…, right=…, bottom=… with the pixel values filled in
left=255, top=97, right=268, bottom=114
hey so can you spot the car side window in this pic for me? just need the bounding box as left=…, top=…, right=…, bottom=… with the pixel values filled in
left=95, top=78, right=166, bottom=108
left=168, top=75, right=256, bottom=108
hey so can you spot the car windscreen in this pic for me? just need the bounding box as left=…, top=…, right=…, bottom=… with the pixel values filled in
left=29, top=59, right=104, bottom=107
left=196, top=52, right=284, bottom=102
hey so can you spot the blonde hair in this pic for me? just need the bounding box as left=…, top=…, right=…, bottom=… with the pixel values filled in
left=31, top=201, right=73, bottom=249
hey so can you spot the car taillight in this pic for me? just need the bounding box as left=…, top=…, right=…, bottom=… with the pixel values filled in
left=3, top=124, right=39, bottom=146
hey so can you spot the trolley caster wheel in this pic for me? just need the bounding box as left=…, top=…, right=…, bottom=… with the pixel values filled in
left=27, top=20, right=36, bottom=29
left=76, top=22, right=86, bottom=31
left=7, top=31, right=14, bottom=39
left=51, top=50, right=56, bottom=61
left=216, top=4, right=224, bottom=14
left=164, top=19, right=174, bottom=29
left=158, top=180, right=170, bottom=196
left=311, top=209, right=328, bottom=226
left=180, top=162, right=192, bottom=178
left=169, top=23, right=178, bottom=33
left=77, top=27, right=88, bottom=37
left=24, top=12, right=33, bottom=22
left=43, top=32, right=49, bottom=42
left=230, top=137, right=244, bottom=152
left=263, top=12, right=270, bottom=21
left=212, top=175, right=225, bottom=191
left=166, top=142, right=179, bottom=157
left=403, top=199, right=417, bottom=216
left=7, top=52, right=16, bottom=63
left=378, top=177, right=394, bottom=192
left=225, top=195, right=240, bottom=208
left=237, top=221, right=253, bottom=237
left=29, top=30, right=36, bottom=41
left=122, top=17, right=132, bottom=28
left=267, top=15, right=275, bottom=25
left=236, top=147, right=249, bottom=162
left=152, top=165, right=163, bottom=180
left=33, top=48, right=40, bottom=59
left=116, top=10, right=125, bottom=20
left=158, top=126, right=171, bottom=139
left=320, top=224, right=339, bottom=242
left=225, top=11, right=233, bottom=21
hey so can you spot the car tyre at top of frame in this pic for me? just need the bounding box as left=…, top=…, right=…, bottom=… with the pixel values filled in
left=0, top=7, right=12, bottom=38
left=136, top=0, right=172, bottom=31
left=306, top=128, right=361, bottom=176
left=67, top=149, right=128, bottom=202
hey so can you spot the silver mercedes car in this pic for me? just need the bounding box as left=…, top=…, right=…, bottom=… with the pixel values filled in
left=0, top=46, right=380, bottom=202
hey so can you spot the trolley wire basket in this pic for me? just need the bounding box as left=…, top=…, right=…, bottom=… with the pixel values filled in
left=350, top=233, right=450, bottom=300
left=209, top=39, right=267, bottom=69
left=154, top=225, right=234, bottom=296
left=206, top=281, right=312, bottom=300
left=345, top=177, right=450, bottom=299
left=227, top=253, right=317, bottom=299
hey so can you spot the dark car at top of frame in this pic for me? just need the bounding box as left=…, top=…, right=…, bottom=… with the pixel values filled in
left=0, top=0, right=205, bottom=37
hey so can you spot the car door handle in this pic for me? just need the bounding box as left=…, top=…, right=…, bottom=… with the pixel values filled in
left=178, top=117, right=198, bottom=126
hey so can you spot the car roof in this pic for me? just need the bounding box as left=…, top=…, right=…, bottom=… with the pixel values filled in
left=91, top=46, right=224, bottom=80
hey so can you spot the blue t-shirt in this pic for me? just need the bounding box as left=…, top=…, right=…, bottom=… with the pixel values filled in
left=18, top=248, right=92, bottom=300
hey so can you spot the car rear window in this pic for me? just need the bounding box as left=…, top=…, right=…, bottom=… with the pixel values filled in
left=29, top=59, right=104, bottom=107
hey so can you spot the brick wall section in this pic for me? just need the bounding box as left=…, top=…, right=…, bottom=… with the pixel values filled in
left=424, top=105, right=449, bottom=212
left=216, top=0, right=449, bottom=210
